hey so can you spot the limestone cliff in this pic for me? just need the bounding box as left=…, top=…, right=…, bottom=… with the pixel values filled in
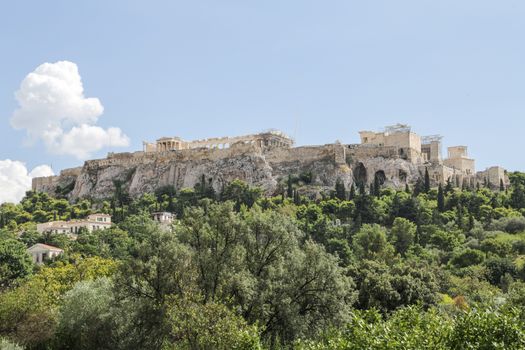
left=33, top=142, right=427, bottom=201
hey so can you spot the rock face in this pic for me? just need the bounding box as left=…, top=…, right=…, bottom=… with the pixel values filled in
left=33, top=142, right=425, bottom=201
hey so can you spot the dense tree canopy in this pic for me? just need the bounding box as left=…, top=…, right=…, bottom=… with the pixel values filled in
left=1, top=172, right=525, bottom=348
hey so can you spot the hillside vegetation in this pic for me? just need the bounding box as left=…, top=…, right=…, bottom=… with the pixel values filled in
left=1, top=172, right=525, bottom=349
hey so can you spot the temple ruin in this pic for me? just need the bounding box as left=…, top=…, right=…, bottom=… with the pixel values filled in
left=143, top=129, right=294, bottom=152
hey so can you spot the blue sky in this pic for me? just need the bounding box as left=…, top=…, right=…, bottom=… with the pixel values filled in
left=1, top=0, right=524, bottom=177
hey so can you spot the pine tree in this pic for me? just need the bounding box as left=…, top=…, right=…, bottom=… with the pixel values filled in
left=437, top=183, right=445, bottom=212
left=424, top=167, right=431, bottom=193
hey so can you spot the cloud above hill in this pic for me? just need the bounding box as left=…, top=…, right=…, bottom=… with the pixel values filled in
left=10, top=61, right=129, bottom=159
left=0, top=160, right=54, bottom=204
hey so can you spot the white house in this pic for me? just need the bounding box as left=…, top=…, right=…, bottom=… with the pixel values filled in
left=151, top=212, right=174, bottom=224
left=36, top=213, right=112, bottom=236
left=27, top=243, right=64, bottom=264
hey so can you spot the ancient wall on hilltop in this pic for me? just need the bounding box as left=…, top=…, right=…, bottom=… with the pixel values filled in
left=32, top=141, right=463, bottom=201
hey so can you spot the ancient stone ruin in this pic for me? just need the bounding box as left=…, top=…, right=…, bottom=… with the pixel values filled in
left=32, top=125, right=508, bottom=200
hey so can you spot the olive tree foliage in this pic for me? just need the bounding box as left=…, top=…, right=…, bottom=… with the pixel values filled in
left=177, top=202, right=356, bottom=345
left=114, top=222, right=197, bottom=350
left=166, top=295, right=262, bottom=350
left=55, top=278, right=117, bottom=350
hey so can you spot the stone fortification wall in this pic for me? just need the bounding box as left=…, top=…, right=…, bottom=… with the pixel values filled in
left=32, top=176, right=59, bottom=193
left=476, top=166, right=509, bottom=189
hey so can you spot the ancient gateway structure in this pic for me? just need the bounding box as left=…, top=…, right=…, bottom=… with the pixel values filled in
left=32, top=125, right=508, bottom=201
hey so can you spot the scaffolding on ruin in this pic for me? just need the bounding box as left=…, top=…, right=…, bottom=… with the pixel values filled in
left=421, top=135, right=443, bottom=144
left=384, top=123, right=411, bottom=134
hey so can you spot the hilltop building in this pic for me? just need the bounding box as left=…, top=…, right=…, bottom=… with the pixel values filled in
left=143, top=129, right=294, bottom=152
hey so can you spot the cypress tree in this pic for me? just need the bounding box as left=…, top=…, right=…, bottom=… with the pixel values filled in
left=405, top=184, right=410, bottom=193
left=349, top=183, right=356, bottom=200
left=413, top=177, right=424, bottom=197
left=200, top=174, right=206, bottom=195
left=468, top=213, right=475, bottom=231
left=373, top=174, right=381, bottom=197
left=437, top=183, right=445, bottom=212
left=287, top=175, right=293, bottom=198
left=293, top=189, right=301, bottom=205
left=335, top=178, right=346, bottom=200
left=456, top=204, right=464, bottom=230
left=445, top=177, right=453, bottom=194
left=358, top=182, right=366, bottom=196
left=424, top=167, right=431, bottom=193
left=500, top=179, right=505, bottom=192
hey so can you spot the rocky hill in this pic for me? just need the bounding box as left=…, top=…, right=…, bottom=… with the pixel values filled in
left=32, top=142, right=423, bottom=201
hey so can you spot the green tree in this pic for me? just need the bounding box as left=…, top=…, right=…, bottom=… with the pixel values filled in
left=437, top=183, right=445, bottom=212
left=349, top=183, right=356, bottom=200
left=447, top=309, right=525, bottom=349
left=390, top=217, right=416, bottom=256
left=0, top=239, right=33, bottom=289
left=348, top=260, right=439, bottom=313
left=221, top=180, right=262, bottom=210
left=352, top=224, right=393, bottom=260
left=115, top=223, right=196, bottom=349
left=55, top=278, right=117, bottom=350
left=449, top=249, right=485, bottom=268
left=335, top=178, right=346, bottom=200
left=287, top=174, right=294, bottom=198
left=167, top=295, right=262, bottom=350
left=424, top=167, right=431, bottom=193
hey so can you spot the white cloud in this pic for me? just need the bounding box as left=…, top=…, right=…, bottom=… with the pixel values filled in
left=0, top=160, right=54, bottom=204
left=29, top=164, right=55, bottom=178
left=10, top=61, right=130, bottom=159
